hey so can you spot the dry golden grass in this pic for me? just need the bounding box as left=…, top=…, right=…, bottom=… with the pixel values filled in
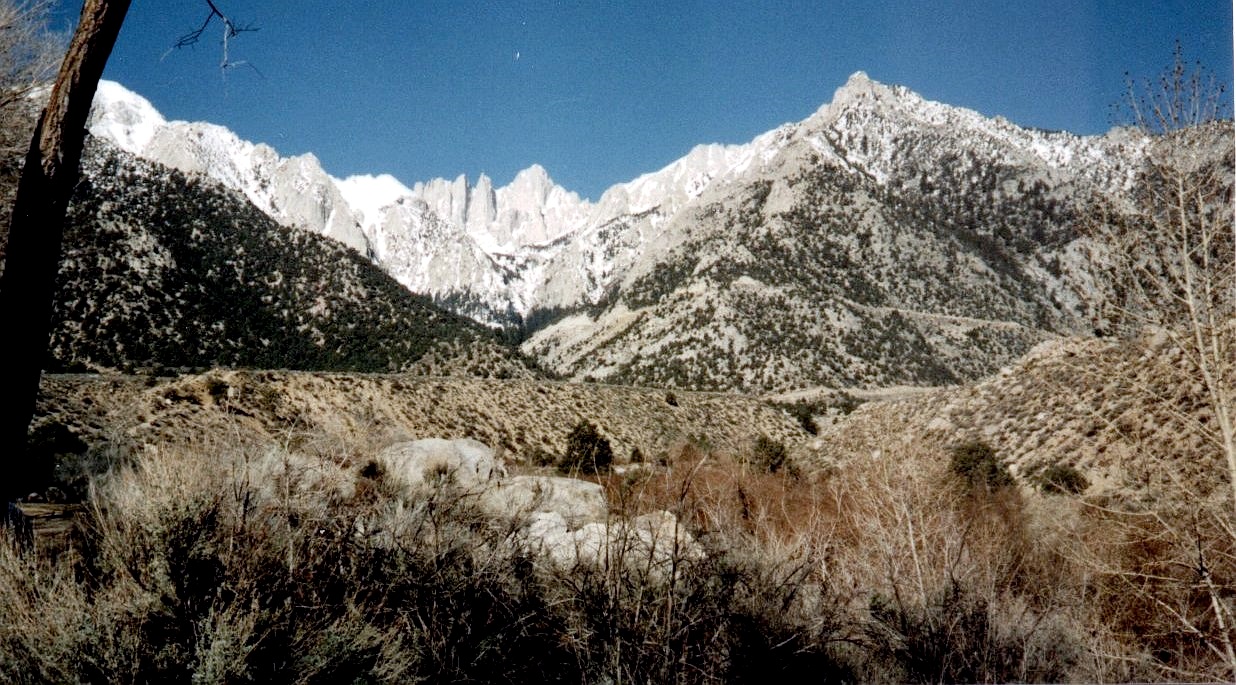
left=591, top=428, right=1236, bottom=681
left=598, top=441, right=837, bottom=548
left=0, top=436, right=863, bottom=683
left=8, top=412, right=1236, bottom=681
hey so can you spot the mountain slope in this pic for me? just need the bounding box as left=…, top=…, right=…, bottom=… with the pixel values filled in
left=517, top=74, right=1147, bottom=390
left=44, top=139, right=536, bottom=377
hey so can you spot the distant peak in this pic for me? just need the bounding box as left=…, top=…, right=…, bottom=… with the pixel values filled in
left=845, top=70, right=872, bottom=86
left=89, top=80, right=167, bottom=155
left=94, top=79, right=159, bottom=110
left=338, top=173, right=412, bottom=199
left=505, top=164, right=557, bottom=195
left=832, top=70, right=886, bottom=101
left=811, top=70, right=923, bottom=124
left=513, top=163, right=551, bottom=182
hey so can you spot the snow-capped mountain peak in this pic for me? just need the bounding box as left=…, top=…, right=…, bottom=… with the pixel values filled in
left=88, top=81, right=370, bottom=254
left=828, top=70, right=882, bottom=106
left=795, top=70, right=1141, bottom=190
left=85, top=78, right=816, bottom=320
left=89, top=80, right=166, bottom=154
left=594, top=121, right=800, bottom=223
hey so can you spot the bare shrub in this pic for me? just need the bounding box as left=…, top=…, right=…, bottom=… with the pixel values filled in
left=825, top=443, right=1080, bottom=681
left=1074, top=45, right=1236, bottom=680
left=1057, top=496, right=1236, bottom=681
left=865, top=580, right=1075, bottom=683
left=547, top=528, right=856, bottom=683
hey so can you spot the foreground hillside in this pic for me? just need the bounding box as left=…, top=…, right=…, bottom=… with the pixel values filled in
left=33, top=371, right=810, bottom=471
left=13, top=329, right=1234, bottom=681
left=32, top=328, right=1223, bottom=510
left=807, top=329, right=1227, bottom=507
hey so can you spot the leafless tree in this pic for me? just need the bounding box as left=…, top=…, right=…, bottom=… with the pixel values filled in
left=0, top=0, right=64, bottom=240
left=168, top=0, right=258, bottom=75
left=0, top=0, right=129, bottom=504
left=0, top=0, right=64, bottom=113
left=1077, top=44, right=1236, bottom=678
left=0, top=1, right=258, bottom=504
left=1094, top=44, right=1234, bottom=512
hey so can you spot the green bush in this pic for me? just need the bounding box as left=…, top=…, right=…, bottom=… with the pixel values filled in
left=949, top=440, right=1013, bottom=491
left=785, top=402, right=820, bottom=435
left=204, top=377, right=229, bottom=402
left=835, top=391, right=862, bottom=415
left=528, top=446, right=557, bottom=468
left=748, top=435, right=793, bottom=475
left=1036, top=463, right=1088, bottom=495
left=558, top=421, right=614, bottom=475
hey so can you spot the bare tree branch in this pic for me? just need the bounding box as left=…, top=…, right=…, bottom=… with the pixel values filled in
left=0, top=0, right=64, bottom=116
left=166, top=0, right=259, bottom=75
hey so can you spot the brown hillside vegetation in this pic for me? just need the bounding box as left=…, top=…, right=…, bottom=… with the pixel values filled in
left=34, top=371, right=810, bottom=469
left=808, top=330, right=1225, bottom=503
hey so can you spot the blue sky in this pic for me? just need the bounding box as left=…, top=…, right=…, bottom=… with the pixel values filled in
left=54, top=1, right=1235, bottom=200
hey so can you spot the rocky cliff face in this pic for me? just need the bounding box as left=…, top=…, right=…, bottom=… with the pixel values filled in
left=515, top=73, right=1150, bottom=390
left=89, top=82, right=372, bottom=255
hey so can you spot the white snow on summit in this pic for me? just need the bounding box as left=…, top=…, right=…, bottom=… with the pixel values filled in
left=89, top=81, right=166, bottom=154
left=596, top=123, right=796, bottom=219
left=85, top=78, right=806, bottom=321
left=88, top=81, right=370, bottom=254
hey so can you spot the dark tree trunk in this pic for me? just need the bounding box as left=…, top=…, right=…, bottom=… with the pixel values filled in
left=0, top=0, right=130, bottom=504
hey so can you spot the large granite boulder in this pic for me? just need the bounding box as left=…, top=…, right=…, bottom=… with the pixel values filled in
left=481, top=475, right=608, bottom=526
left=376, top=438, right=504, bottom=490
